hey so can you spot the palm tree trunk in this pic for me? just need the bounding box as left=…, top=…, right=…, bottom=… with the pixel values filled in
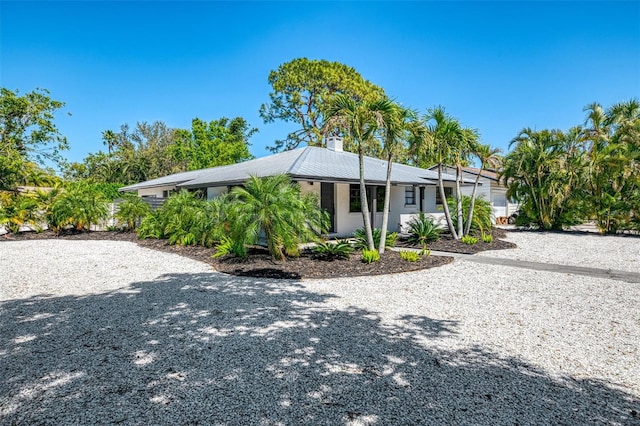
left=359, top=150, right=375, bottom=250
left=464, top=162, right=483, bottom=235
left=455, top=163, right=464, bottom=237
left=378, top=152, right=393, bottom=254
left=439, top=163, right=458, bottom=239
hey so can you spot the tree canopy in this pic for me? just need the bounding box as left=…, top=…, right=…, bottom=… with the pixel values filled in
left=259, top=58, right=386, bottom=153
left=0, top=88, right=68, bottom=190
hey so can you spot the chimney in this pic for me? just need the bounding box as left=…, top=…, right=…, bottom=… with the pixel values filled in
left=327, top=136, right=343, bottom=152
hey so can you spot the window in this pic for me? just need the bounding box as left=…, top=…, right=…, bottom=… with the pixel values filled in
left=349, top=185, right=386, bottom=212
left=435, top=186, right=453, bottom=205
left=405, top=186, right=415, bottom=205
left=349, top=184, right=361, bottom=212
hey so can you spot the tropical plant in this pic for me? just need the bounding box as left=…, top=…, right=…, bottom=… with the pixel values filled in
left=378, top=104, right=417, bottom=254
left=115, top=194, right=151, bottom=231
left=465, top=143, right=502, bottom=235
left=411, top=106, right=466, bottom=239
left=0, top=191, right=42, bottom=233
left=500, top=128, right=584, bottom=230
left=47, top=182, right=109, bottom=232
left=399, top=250, right=420, bottom=262
left=460, top=235, right=478, bottom=245
left=361, top=249, right=380, bottom=263
left=313, top=240, right=354, bottom=260
left=481, top=233, right=493, bottom=243
left=137, top=190, right=228, bottom=247
left=447, top=195, right=493, bottom=234
left=324, top=94, right=394, bottom=250
left=226, top=174, right=329, bottom=260
left=407, top=212, right=442, bottom=247
left=353, top=228, right=397, bottom=250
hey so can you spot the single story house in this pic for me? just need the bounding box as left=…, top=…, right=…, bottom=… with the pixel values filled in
left=428, top=166, right=519, bottom=222
left=120, top=137, right=467, bottom=236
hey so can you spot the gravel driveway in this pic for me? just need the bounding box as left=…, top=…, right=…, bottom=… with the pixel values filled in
left=1, top=234, right=639, bottom=425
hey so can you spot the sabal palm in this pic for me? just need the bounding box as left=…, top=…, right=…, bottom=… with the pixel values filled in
left=228, top=174, right=328, bottom=260
left=323, top=94, right=395, bottom=250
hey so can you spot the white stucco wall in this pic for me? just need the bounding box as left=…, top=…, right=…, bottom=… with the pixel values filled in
left=137, top=185, right=176, bottom=198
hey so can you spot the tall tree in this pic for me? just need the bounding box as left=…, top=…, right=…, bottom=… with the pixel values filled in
left=379, top=104, right=417, bottom=254
left=260, top=58, right=385, bottom=153
left=171, top=117, right=256, bottom=170
left=324, top=94, right=395, bottom=250
left=464, top=143, right=502, bottom=235
left=0, top=88, right=68, bottom=190
left=412, top=107, right=463, bottom=239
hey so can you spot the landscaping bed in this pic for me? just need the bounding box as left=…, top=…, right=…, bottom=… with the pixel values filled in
left=397, top=228, right=517, bottom=254
left=2, top=227, right=520, bottom=278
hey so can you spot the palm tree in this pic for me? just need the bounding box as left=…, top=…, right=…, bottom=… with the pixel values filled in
left=228, top=174, right=328, bottom=260
left=464, top=143, right=502, bottom=235
left=102, top=130, right=118, bottom=154
left=413, top=106, right=463, bottom=239
left=378, top=104, right=417, bottom=254
left=324, top=94, right=394, bottom=250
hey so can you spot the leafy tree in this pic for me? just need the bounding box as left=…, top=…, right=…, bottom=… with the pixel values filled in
left=324, top=94, right=395, bottom=250
left=0, top=88, right=68, bottom=189
left=226, top=174, right=328, bottom=260
left=260, top=58, right=385, bottom=153
left=171, top=117, right=256, bottom=170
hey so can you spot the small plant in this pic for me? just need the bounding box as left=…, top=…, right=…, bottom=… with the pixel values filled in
left=354, top=228, right=397, bottom=250
left=361, top=249, right=380, bottom=263
left=407, top=212, right=441, bottom=246
left=419, top=247, right=431, bottom=256
left=481, top=233, right=493, bottom=243
left=314, top=240, right=354, bottom=260
left=213, top=236, right=233, bottom=258
left=461, top=235, right=479, bottom=245
left=115, top=194, right=151, bottom=231
left=399, top=250, right=420, bottom=262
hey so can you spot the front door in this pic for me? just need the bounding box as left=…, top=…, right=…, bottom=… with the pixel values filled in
left=320, top=182, right=335, bottom=233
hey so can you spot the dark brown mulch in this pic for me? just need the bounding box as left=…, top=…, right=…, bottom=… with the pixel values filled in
left=397, top=228, right=517, bottom=255
left=1, top=230, right=454, bottom=280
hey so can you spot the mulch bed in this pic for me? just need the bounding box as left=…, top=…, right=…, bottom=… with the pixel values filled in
left=1, top=229, right=516, bottom=279
left=397, top=228, right=517, bottom=254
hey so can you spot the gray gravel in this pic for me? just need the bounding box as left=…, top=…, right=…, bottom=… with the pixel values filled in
left=1, top=234, right=639, bottom=425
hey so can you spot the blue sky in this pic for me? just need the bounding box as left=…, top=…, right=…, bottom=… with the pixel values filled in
left=2, top=1, right=639, bottom=167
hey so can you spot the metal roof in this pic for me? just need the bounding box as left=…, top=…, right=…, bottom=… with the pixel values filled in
left=121, top=147, right=462, bottom=192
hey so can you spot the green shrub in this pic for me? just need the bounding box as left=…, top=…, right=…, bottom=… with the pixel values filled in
left=399, top=250, right=420, bottom=262
left=136, top=190, right=228, bottom=247
left=314, top=240, right=354, bottom=260
left=461, top=235, right=479, bottom=245
left=361, top=249, right=380, bottom=263
left=115, top=194, right=151, bottom=231
left=354, top=228, right=397, bottom=250
left=481, top=233, right=493, bottom=243
left=47, top=182, right=109, bottom=232
left=447, top=195, right=493, bottom=233
left=407, top=212, right=441, bottom=246
left=0, top=192, right=42, bottom=233
left=419, top=247, right=431, bottom=256
left=226, top=174, right=329, bottom=260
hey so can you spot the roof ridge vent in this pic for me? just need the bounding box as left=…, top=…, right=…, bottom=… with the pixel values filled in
left=326, top=136, right=343, bottom=152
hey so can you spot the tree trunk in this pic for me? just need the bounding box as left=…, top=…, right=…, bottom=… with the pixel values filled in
left=455, top=163, right=464, bottom=237
left=359, top=150, right=375, bottom=250
left=439, top=164, right=458, bottom=239
left=464, top=162, right=483, bottom=235
left=378, top=153, right=393, bottom=254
